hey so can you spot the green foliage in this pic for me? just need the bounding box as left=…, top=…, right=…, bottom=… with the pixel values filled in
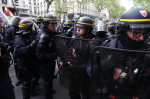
left=54, top=0, right=68, bottom=13
left=92, top=0, right=110, bottom=11
left=108, top=0, right=126, bottom=19
left=90, top=0, right=126, bottom=19
left=133, top=0, right=150, bottom=11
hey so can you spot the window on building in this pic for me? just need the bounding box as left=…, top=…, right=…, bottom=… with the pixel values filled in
left=23, top=1, right=25, bottom=7
left=29, top=6, right=32, bottom=12
left=14, top=0, right=18, bottom=3
left=29, top=0, right=31, bottom=4
left=34, top=0, right=36, bottom=5
left=34, top=7, right=37, bottom=14
left=2, top=0, right=7, bottom=4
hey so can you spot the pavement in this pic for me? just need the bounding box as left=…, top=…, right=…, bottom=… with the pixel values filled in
left=9, top=64, right=70, bottom=99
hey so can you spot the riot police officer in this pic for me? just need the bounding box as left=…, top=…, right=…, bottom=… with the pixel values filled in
left=94, top=20, right=107, bottom=39
left=75, top=16, right=95, bottom=39
left=36, top=12, right=58, bottom=99
left=58, top=16, right=95, bottom=99
left=0, top=17, right=15, bottom=99
left=106, top=21, right=118, bottom=39
left=5, top=16, right=21, bottom=46
left=36, top=16, right=43, bottom=28
left=66, top=15, right=80, bottom=37
left=13, top=19, right=36, bottom=99
left=105, top=8, right=150, bottom=49
left=0, top=17, right=6, bottom=39
left=4, top=16, right=21, bottom=86
left=100, top=8, right=150, bottom=99
left=61, top=19, right=73, bottom=37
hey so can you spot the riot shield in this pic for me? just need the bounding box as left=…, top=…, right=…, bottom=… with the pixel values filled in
left=91, top=46, right=150, bottom=99
left=54, top=35, right=105, bottom=93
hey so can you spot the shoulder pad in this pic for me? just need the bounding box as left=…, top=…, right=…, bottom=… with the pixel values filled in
left=40, top=33, right=49, bottom=39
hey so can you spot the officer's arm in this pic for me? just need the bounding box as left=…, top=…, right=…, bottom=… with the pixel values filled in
left=36, top=34, right=56, bottom=61
left=13, top=38, right=32, bottom=58
left=4, top=29, right=12, bottom=44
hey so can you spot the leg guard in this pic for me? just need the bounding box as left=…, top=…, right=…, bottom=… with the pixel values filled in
left=22, top=82, right=31, bottom=99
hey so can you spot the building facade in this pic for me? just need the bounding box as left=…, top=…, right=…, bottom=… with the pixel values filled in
left=0, top=0, right=103, bottom=19
left=0, top=0, right=29, bottom=17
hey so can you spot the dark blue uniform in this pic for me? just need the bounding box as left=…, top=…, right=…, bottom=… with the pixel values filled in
left=13, top=34, right=35, bottom=99
left=4, top=26, right=21, bottom=85
left=36, top=27, right=57, bottom=99
left=5, top=27, right=19, bottom=47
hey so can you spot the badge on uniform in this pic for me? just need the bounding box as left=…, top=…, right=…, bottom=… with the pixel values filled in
left=114, top=68, right=122, bottom=80
left=72, top=48, right=76, bottom=57
left=140, top=10, right=147, bottom=17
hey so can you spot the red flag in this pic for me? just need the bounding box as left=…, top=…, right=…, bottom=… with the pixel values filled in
left=4, top=4, right=13, bottom=17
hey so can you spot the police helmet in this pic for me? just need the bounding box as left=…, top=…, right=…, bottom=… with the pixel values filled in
left=43, top=13, right=58, bottom=28
left=119, top=8, right=150, bottom=30
left=118, top=8, right=150, bottom=49
left=76, top=16, right=93, bottom=31
left=37, top=16, right=43, bottom=21
left=95, top=20, right=107, bottom=32
left=63, top=19, right=72, bottom=30
left=19, top=19, right=33, bottom=34
left=72, top=15, right=80, bottom=22
left=11, top=16, right=21, bottom=26
left=37, top=16, right=43, bottom=23
left=107, top=21, right=117, bottom=33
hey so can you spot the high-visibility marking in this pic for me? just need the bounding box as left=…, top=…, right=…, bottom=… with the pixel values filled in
left=120, top=19, right=150, bottom=22
left=77, top=21, right=93, bottom=25
left=19, top=23, right=32, bottom=27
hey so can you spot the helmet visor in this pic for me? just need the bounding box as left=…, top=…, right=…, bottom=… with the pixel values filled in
left=76, top=23, right=84, bottom=28
left=128, top=28, right=150, bottom=39
left=96, top=22, right=107, bottom=32
left=129, top=24, right=150, bottom=29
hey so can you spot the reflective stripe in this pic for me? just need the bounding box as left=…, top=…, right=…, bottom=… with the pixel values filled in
left=43, top=18, right=57, bottom=20
left=77, top=21, right=93, bottom=25
left=108, top=25, right=117, bottom=27
left=73, top=19, right=78, bottom=20
left=37, top=18, right=41, bottom=19
left=64, top=22, right=72, bottom=24
left=19, top=23, right=32, bottom=27
left=120, top=19, right=150, bottom=22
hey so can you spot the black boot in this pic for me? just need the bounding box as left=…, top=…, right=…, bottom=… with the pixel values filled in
left=14, top=64, right=22, bottom=86
left=69, top=91, right=81, bottom=99
left=22, top=82, right=31, bottom=99
left=44, top=81, right=53, bottom=99
left=31, top=77, right=40, bottom=93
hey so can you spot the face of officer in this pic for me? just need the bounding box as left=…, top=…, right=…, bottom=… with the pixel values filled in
left=127, top=28, right=149, bottom=41
left=76, top=26, right=86, bottom=39
left=48, top=22, right=57, bottom=32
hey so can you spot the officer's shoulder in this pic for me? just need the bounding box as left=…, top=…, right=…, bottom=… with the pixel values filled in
left=15, top=35, right=22, bottom=39
left=5, top=27, right=12, bottom=32
left=104, top=38, right=118, bottom=48
left=40, top=33, right=49, bottom=39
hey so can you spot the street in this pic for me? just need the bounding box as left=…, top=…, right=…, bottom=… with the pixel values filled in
left=9, top=64, right=70, bottom=99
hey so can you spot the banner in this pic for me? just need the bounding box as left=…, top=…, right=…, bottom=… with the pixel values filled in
left=4, top=4, right=13, bottom=17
